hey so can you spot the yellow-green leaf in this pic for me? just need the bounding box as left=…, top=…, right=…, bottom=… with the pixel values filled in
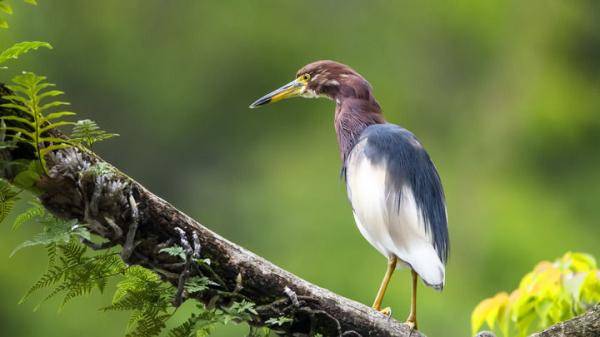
left=0, top=2, right=13, bottom=14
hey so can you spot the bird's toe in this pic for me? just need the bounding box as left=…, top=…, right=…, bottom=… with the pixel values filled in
left=378, top=307, right=392, bottom=316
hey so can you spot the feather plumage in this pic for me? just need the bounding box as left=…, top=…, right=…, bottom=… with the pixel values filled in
left=345, top=124, right=449, bottom=289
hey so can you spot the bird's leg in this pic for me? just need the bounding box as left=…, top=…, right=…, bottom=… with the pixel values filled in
left=372, top=255, right=397, bottom=315
left=405, top=269, right=418, bottom=330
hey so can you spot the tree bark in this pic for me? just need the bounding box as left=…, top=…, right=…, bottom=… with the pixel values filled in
left=529, top=305, right=600, bottom=337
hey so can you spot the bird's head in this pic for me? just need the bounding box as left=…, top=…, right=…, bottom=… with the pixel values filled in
left=249, top=60, right=373, bottom=108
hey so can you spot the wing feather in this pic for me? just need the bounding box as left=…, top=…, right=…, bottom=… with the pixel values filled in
left=345, top=123, right=449, bottom=288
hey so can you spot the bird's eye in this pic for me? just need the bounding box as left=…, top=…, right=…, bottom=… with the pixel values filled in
left=302, top=73, right=311, bottom=81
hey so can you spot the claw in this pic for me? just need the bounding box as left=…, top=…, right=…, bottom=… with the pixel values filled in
left=378, top=307, right=392, bottom=316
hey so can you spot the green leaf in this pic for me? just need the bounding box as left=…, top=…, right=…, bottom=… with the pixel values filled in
left=473, top=252, right=600, bottom=337
left=43, top=111, right=76, bottom=121
left=13, top=165, right=40, bottom=188
left=265, top=316, right=293, bottom=326
left=2, top=71, right=75, bottom=174
left=159, top=245, right=186, bottom=261
left=0, top=179, right=20, bottom=224
left=0, top=41, right=52, bottom=65
left=12, top=201, right=45, bottom=230
left=39, top=100, right=69, bottom=111
left=225, top=300, right=258, bottom=320
left=0, top=2, right=13, bottom=14
left=70, top=119, right=118, bottom=148
left=184, top=276, right=217, bottom=294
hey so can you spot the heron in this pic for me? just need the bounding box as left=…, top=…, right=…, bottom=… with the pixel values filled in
left=249, top=60, right=449, bottom=329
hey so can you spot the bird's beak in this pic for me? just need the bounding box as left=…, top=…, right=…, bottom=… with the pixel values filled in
left=249, top=78, right=306, bottom=108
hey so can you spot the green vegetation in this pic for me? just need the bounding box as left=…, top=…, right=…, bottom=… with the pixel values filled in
left=2, top=71, right=74, bottom=173
left=472, top=252, right=600, bottom=336
left=0, top=3, right=271, bottom=337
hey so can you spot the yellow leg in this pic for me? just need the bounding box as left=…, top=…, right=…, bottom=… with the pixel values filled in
left=372, top=256, right=397, bottom=314
left=405, top=269, right=418, bottom=330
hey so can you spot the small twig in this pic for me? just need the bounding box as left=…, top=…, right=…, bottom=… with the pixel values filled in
left=89, top=176, right=103, bottom=216
left=174, top=261, right=191, bottom=307
left=173, top=227, right=194, bottom=307
left=120, top=193, right=139, bottom=262
left=284, top=287, right=300, bottom=308
left=104, top=216, right=123, bottom=239
left=191, top=231, right=201, bottom=259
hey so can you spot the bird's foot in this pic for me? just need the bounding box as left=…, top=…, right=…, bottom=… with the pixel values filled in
left=404, top=317, right=418, bottom=331
left=378, top=307, right=392, bottom=317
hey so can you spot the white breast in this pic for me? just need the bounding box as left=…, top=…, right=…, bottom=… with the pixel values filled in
left=346, top=140, right=445, bottom=289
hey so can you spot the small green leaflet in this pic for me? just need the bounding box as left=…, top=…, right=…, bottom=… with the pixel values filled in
left=265, top=316, right=293, bottom=326
left=70, top=119, right=119, bottom=149
left=184, top=276, right=218, bottom=294
left=160, top=245, right=186, bottom=261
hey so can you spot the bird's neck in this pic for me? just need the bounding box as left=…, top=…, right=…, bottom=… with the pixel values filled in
left=334, top=97, right=385, bottom=162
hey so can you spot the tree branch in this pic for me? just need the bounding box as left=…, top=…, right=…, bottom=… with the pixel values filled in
left=529, top=305, right=600, bottom=337
left=0, top=132, right=420, bottom=335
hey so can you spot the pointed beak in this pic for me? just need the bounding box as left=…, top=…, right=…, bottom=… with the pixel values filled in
left=249, top=79, right=306, bottom=108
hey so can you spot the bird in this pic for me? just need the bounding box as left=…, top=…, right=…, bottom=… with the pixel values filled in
left=249, top=60, right=449, bottom=330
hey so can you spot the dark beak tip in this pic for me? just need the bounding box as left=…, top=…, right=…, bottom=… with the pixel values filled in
left=249, top=97, right=271, bottom=109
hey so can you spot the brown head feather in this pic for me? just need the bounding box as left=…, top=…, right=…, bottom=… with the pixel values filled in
left=297, top=60, right=385, bottom=161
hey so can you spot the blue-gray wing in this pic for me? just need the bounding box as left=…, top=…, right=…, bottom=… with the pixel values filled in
left=347, top=123, right=449, bottom=264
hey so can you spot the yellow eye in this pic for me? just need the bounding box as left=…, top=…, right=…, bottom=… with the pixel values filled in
left=301, top=73, right=311, bottom=81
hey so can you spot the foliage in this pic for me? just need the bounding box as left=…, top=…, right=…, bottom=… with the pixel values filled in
left=0, top=118, right=19, bottom=149
left=1, top=71, right=74, bottom=173
left=0, top=178, right=19, bottom=222
left=160, top=244, right=188, bottom=261
left=185, top=276, right=218, bottom=294
left=70, top=119, right=118, bottom=149
left=0, top=2, right=271, bottom=337
left=21, top=241, right=125, bottom=310
left=472, top=252, right=600, bottom=337
left=265, top=316, right=293, bottom=327
left=103, top=266, right=264, bottom=337
left=0, top=0, right=38, bottom=29
left=103, top=266, right=174, bottom=337
left=10, top=200, right=91, bottom=256
left=0, top=41, right=52, bottom=66
left=1, top=74, right=118, bottom=177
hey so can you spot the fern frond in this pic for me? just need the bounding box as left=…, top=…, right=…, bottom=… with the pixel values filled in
left=2, top=72, right=74, bottom=174
left=20, top=264, right=65, bottom=303
left=21, top=241, right=126, bottom=309
left=168, top=313, right=205, bottom=337
left=127, top=312, right=171, bottom=337
left=70, top=119, right=118, bottom=148
left=101, top=266, right=175, bottom=337
left=160, top=245, right=186, bottom=261
left=184, top=276, right=217, bottom=294
left=0, top=119, right=22, bottom=150
left=12, top=200, right=44, bottom=229
left=11, top=218, right=77, bottom=256
left=0, top=179, right=20, bottom=223
left=0, top=41, right=52, bottom=64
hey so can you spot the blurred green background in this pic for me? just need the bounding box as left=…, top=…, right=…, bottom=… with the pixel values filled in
left=1, top=1, right=599, bottom=336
